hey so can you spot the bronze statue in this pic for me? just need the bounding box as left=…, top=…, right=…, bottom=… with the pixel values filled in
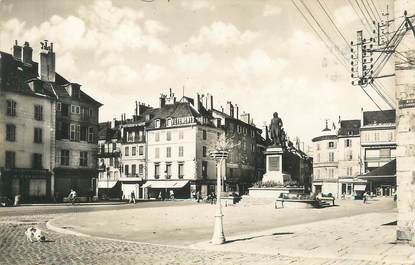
left=270, top=112, right=283, bottom=146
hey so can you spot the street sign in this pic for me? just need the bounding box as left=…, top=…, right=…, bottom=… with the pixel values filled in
left=209, top=150, right=228, bottom=159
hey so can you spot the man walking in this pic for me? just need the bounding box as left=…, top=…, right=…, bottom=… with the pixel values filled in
left=129, top=191, right=136, bottom=204
left=68, top=189, right=77, bottom=205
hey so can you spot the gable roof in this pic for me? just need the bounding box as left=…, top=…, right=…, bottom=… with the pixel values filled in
left=338, top=119, right=361, bottom=136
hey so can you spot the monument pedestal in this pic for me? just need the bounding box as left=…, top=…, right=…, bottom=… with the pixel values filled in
left=262, top=146, right=286, bottom=185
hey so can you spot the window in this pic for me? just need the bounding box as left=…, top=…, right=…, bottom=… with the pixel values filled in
left=166, top=147, right=171, bottom=158
left=237, top=125, right=241, bottom=134
left=112, top=142, right=117, bottom=152
left=375, top=133, right=380, bottom=141
left=217, top=132, right=221, bottom=140
left=251, top=144, right=255, bottom=152
left=34, top=105, right=43, bottom=121
left=203, top=130, right=207, bottom=140
left=329, top=152, right=335, bottom=162
left=6, top=124, right=16, bottom=141
left=345, top=139, right=351, bottom=147
left=80, top=151, right=88, bottom=167
left=88, top=127, right=94, bottom=143
left=32, top=153, right=42, bottom=169
left=179, top=146, right=184, bottom=157
left=178, top=163, right=184, bottom=179
left=125, top=146, right=129, bottom=156
left=316, top=143, right=320, bottom=151
left=6, top=100, right=16, bottom=116
left=71, top=105, right=80, bottom=114
left=328, top=168, right=334, bottom=178
left=155, top=148, right=160, bottom=159
left=60, top=150, right=69, bottom=166
left=5, top=151, right=16, bottom=168
left=155, top=133, right=160, bottom=142
left=109, top=157, right=114, bottom=167
left=179, top=131, right=184, bottom=140
left=70, top=124, right=76, bottom=141
left=167, top=118, right=172, bottom=127
left=127, top=131, right=134, bottom=142
left=202, top=146, right=207, bottom=157
left=34, top=128, right=42, bottom=143
left=132, top=164, right=136, bottom=176
left=81, top=107, right=90, bottom=121
left=166, top=164, right=172, bottom=179
left=347, top=151, right=353, bottom=160
left=132, top=147, right=137, bottom=156
left=347, top=167, right=353, bottom=176
left=139, top=146, right=144, bottom=155
left=167, top=131, right=171, bottom=141
left=155, top=119, right=160, bottom=128
left=80, top=126, right=88, bottom=141
left=57, top=102, right=61, bottom=112
left=388, top=132, right=393, bottom=141
left=59, top=122, right=69, bottom=139
left=328, top=141, right=335, bottom=148
left=76, top=125, right=80, bottom=141
left=138, top=131, right=144, bottom=141
left=154, top=164, right=160, bottom=179
left=61, top=103, right=69, bottom=116
left=139, top=164, right=144, bottom=175
left=317, top=153, right=320, bottom=163
left=125, top=164, right=129, bottom=176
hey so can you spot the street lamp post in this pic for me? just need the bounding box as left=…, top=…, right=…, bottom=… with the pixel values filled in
left=209, top=150, right=228, bottom=245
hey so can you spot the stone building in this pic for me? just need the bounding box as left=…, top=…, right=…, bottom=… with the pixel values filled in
left=211, top=101, right=264, bottom=193
left=312, top=118, right=365, bottom=198
left=359, top=109, right=396, bottom=196
left=143, top=92, right=223, bottom=199
left=0, top=41, right=56, bottom=202
left=0, top=40, right=102, bottom=202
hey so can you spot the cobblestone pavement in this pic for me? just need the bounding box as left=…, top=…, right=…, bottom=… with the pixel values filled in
left=0, top=215, right=406, bottom=265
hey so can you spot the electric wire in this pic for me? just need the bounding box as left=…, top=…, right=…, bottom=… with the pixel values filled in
left=317, top=0, right=350, bottom=47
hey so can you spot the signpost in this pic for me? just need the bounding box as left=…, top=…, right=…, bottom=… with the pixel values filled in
left=209, top=150, right=228, bottom=245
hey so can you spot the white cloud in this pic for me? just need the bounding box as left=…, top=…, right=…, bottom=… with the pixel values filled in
left=145, top=20, right=168, bottom=34
left=181, top=0, right=215, bottom=11
left=142, top=64, right=166, bottom=81
left=189, top=21, right=258, bottom=46
left=233, top=49, right=287, bottom=75
left=263, top=4, right=281, bottom=17
left=57, top=52, right=77, bottom=76
left=174, top=48, right=213, bottom=73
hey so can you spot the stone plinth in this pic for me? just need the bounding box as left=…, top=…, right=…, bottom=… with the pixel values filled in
left=262, top=146, right=289, bottom=185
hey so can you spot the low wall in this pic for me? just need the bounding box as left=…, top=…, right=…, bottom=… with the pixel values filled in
left=275, top=199, right=314, bottom=209
left=248, top=187, right=304, bottom=199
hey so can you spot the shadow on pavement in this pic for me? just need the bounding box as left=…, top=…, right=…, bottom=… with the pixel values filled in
left=225, top=232, right=294, bottom=244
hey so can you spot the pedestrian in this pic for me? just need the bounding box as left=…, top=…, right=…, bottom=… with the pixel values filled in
left=169, top=190, right=175, bottom=200
left=129, top=191, right=136, bottom=204
left=196, top=191, right=201, bottom=203
left=363, top=191, right=368, bottom=204
left=68, top=189, right=77, bottom=205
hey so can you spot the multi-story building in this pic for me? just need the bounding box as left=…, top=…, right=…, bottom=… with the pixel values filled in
left=143, top=92, right=223, bottom=199
left=312, top=119, right=365, bottom=198
left=211, top=100, right=264, bottom=193
left=0, top=41, right=57, bottom=201
left=97, top=120, right=122, bottom=199
left=0, top=40, right=102, bottom=202
left=359, top=109, right=396, bottom=196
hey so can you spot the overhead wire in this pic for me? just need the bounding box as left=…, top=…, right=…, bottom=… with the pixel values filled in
left=346, top=0, right=372, bottom=34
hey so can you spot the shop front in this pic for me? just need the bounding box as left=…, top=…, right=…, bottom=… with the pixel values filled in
left=0, top=168, right=51, bottom=202
left=53, top=167, right=98, bottom=201
left=142, top=180, right=190, bottom=199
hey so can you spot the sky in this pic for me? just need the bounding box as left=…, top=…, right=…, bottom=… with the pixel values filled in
left=0, top=0, right=396, bottom=146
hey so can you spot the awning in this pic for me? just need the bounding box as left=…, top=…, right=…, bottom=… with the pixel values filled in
left=98, top=180, right=118, bottom=189
left=358, top=159, right=396, bottom=180
left=142, top=180, right=189, bottom=189
left=354, top=184, right=367, bottom=191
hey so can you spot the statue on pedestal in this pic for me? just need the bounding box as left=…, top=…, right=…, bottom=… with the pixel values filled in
left=269, top=112, right=283, bottom=147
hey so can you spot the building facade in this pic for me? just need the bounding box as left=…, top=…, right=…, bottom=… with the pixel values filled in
left=0, top=40, right=102, bottom=202
left=0, top=42, right=56, bottom=201
left=359, top=109, right=396, bottom=196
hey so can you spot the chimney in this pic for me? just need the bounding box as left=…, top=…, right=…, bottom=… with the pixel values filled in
left=111, top=118, right=117, bottom=129
left=226, top=101, right=234, bottom=117
left=13, top=40, right=22, bottom=60
left=210, top=95, right=213, bottom=110
left=235, top=104, right=239, bottom=119
left=135, top=101, right=138, bottom=116
left=195, top=93, right=200, bottom=112
left=39, top=40, right=55, bottom=82
left=159, top=94, right=166, bottom=108
left=22, top=42, right=32, bottom=65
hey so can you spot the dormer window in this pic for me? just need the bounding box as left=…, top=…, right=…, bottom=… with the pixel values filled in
left=166, top=118, right=172, bottom=127
left=146, top=114, right=151, bottom=121
left=155, top=119, right=160, bottom=128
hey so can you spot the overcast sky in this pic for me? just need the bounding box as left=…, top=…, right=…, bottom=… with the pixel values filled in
left=0, top=0, right=395, bottom=146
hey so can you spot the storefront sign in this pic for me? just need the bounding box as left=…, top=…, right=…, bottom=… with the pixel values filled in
left=399, top=98, right=415, bottom=109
